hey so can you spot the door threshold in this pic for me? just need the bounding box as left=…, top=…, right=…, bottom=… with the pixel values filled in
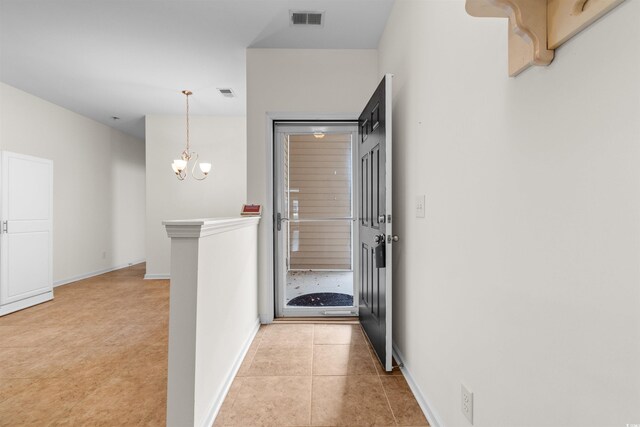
left=273, top=317, right=360, bottom=324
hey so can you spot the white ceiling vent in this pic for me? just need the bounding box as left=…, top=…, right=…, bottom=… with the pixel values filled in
left=290, top=11, right=324, bottom=27
left=217, top=88, right=235, bottom=98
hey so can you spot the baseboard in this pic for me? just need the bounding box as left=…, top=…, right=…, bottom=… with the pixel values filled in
left=393, top=343, right=445, bottom=427
left=200, top=317, right=261, bottom=427
left=53, top=259, right=146, bottom=287
left=144, top=273, right=170, bottom=280
left=0, top=291, right=53, bottom=316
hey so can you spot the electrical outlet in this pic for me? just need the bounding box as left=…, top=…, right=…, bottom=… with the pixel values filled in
left=461, top=384, right=473, bottom=424
left=416, top=195, right=425, bottom=218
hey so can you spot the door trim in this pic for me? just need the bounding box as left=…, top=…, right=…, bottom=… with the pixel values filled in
left=262, top=113, right=359, bottom=323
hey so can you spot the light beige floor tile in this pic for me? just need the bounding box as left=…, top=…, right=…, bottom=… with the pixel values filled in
left=381, top=376, right=429, bottom=426
left=225, top=376, right=312, bottom=426
left=47, top=324, right=117, bottom=348
left=213, top=377, right=244, bottom=426
left=313, top=344, right=376, bottom=376
left=0, top=325, right=61, bottom=347
left=0, top=378, right=35, bottom=404
left=50, top=375, right=166, bottom=426
left=260, top=324, right=314, bottom=348
left=0, top=376, right=95, bottom=427
left=0, top=346, right=81, bottom=379
left=236, top=336, right=262, bottom=377
left=57, top=345, right=132, bottom=380
left=246, top=346, right=313, bottom=376
left=313, top=324, right=367, bottom=345
left=123, top=345, right=168, bottom=378
left=311, top=375, right=395, bottom=426
left=97, top=322, right=167, bottom=347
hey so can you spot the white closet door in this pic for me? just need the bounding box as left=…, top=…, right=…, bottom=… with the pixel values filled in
left=1, top=151, right=53, bottom=306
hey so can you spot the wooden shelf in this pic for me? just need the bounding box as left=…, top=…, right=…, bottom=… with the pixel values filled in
left=466, top=0, right=626, bottom=76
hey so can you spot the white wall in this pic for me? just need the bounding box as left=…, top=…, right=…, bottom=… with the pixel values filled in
left=164, top=218, right=260, bottom=427
left=0, top=82, right=146, bottom=284
left=378, top=1, right=640, bottom=426
left=145, top=115, right=246, bottom=277
left=246, top=48, right=379, bottom=320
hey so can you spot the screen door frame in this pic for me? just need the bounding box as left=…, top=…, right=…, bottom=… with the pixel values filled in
left=273, top=121, right=359, bottom=318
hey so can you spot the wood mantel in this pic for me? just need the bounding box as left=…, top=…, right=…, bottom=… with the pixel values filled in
left=465, top=0, right=626, bottom=76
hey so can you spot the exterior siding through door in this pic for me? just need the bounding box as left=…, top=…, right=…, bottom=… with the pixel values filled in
left=288, top=133, right=352, bottom=270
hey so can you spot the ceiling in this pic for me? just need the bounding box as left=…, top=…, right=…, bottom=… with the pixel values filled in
left=0, top=0, right=394, bottom=139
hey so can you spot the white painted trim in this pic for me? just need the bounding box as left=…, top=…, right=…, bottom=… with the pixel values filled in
left=144, top=273, right=170, bottom=280
left=384, top=74, right=394, bottom=371
left=259, top=313, right=273, bottom=324
left=164, top=217, right=260, bottom=239
left=0, top=291, right=53, bottom=316
left=53, top=259, right=146, bottom=287
left=392, top=343, right=445, bottom=427
left=200, top=318, right=260, bottom=427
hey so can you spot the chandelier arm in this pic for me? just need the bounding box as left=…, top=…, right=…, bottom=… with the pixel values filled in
left=190, top=151, right=208, bottom=181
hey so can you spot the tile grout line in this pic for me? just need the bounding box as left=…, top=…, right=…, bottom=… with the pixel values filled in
left=218, top=326, right=265, bottom=426
left=360, top=323, right=400, bottom=427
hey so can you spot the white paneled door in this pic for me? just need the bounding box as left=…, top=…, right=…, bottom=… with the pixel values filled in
left=0, top=151, right=53, bottom=316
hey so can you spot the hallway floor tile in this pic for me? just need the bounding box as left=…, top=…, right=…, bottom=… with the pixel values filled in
left=215, top=323, right=429, bottom=427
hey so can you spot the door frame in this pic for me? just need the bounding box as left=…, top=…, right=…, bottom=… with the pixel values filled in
left=273, top=121, right=359, bottom=318
left=262, top=113, right=359, bottom=323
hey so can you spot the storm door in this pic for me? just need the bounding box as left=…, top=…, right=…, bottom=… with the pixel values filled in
left=274, top=123, right=359, bottom=317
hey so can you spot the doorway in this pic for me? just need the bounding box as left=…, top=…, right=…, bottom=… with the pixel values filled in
left=274, top=122, right=359, bottom=317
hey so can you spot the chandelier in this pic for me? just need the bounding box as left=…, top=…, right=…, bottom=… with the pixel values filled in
left=171, top=90, right=211, bottom=181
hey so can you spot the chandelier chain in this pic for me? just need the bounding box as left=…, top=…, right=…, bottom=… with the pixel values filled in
left=185, top=91, right=190, bottom=154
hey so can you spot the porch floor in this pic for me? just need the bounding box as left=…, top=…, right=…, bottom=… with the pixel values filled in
left=286, top=271, right=354, bottom=307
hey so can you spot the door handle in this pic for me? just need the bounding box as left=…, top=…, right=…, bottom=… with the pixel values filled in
left=374, top=234, right=385, bottom=244
left=388, top=235, right=399, bottom=243
left=276, top=213, right=290, bottom=231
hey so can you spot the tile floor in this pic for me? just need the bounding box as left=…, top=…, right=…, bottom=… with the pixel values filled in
left=286, top=271, right=354, bottom=306
left=215, top=323, right=429, bottom=426
left=0, top=263, right=168, bottom=426
left=0, top=264, right=427, bottom=426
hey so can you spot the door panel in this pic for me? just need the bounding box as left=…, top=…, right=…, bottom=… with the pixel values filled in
left=359, top=75, right=393, bottom=371
left=1, top=152, right=53, bottom=307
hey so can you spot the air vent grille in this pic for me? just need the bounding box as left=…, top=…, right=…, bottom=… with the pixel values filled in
left=217, top=88, right=235, bottom=98
left=290, top=11, right=324, bottom=26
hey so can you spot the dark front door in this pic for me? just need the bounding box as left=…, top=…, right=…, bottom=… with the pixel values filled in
left=358, top=75, right=394, bottom=371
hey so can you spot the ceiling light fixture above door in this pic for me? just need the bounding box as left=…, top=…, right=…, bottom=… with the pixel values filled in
left=171, top=90, right=211, bottom=181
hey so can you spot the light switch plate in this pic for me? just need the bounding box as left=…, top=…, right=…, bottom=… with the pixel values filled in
left=416, top=195, right=425, bottom=218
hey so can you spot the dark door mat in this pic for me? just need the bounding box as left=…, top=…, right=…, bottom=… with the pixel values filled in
left=287, top=292, right=354, bottom=307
